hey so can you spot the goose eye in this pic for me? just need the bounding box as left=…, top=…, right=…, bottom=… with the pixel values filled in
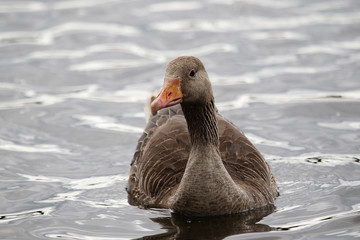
left=189, top=69, right=196, bottom=77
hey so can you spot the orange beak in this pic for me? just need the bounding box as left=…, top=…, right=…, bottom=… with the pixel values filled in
left=151, top=77, right=183, bottom=113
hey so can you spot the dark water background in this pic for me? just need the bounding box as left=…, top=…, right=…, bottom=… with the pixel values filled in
left=1, top=0, right=360, bottom=239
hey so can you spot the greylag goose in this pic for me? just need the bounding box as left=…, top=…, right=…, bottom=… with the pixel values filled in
left=126, top=56, right=278, bottom=216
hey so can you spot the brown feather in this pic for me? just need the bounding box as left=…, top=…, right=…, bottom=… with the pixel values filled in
left=126, top=104, right=278, bottom=209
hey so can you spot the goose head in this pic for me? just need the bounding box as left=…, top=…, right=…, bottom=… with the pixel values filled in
left=151, top=56, right=213, bottom=112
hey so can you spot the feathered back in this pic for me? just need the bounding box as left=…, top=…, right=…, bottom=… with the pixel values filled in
left=127, top=105, right=277, bottom=208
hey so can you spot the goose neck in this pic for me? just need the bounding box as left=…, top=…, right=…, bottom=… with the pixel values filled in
left=181, top=99, right=219, bottom=148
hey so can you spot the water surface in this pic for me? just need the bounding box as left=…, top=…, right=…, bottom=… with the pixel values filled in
left=0, top=0, right=359, bottom=239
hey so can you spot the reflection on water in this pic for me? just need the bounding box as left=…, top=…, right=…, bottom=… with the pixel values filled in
left=137, top=206, right=276, bottom=240
left=1, top=0, right=360, bottom=239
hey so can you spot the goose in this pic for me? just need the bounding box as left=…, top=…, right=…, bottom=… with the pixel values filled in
left=126, top=56, right=278, bottom=216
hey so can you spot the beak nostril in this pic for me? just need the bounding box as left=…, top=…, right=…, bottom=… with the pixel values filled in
left=151, top=77, right=183, bottom=112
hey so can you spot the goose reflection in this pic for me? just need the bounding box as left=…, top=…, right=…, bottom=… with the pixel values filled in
left=137, top=205, right=276, bottom=240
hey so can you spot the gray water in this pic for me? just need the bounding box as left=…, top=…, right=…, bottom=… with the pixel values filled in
left=0, top=0, right=360, bottom=239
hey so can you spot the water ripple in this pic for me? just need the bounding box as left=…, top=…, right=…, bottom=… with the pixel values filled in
left=52, top=0, right=125, bottom=11
left=299, top=1, right=350, bottom=12
left=1, top=0, right=359, bottom=238
left=244, top=31, right=308, bottom=41
left=0, top=84, right=152, bottom=110
left=248, top=39, right=360, bottom=65
left=41, top=194, right=128, bottom=209
left=0, top=22, right=139, bottom=47
left=218, top=89, right=360, bottom=110
left=298, top=45, right=346, bottom=55
left=74, top=115, right=143, bottom=133
left=0, top=0, right=125, bottom=13
left=19, top=174, right=127, bottom=190
left=250, top=55, right=298, bottom=65
left=338, top=179, right=360, bottom=188
left=17, top=39, right=354, bottom=66
left=67, top=43, right=236, bottom=71
left=151, top=11, right=360, bottom=32
left=146, top=1, right=203, bottom=13
left=65, top=43, right=236, bottom=71
left=0, top=207, right=54, bottom=224
left=19, top=174, right=128, bottom=208
left=246, top=133, right=304, bottom=151
left=44, top=232, right=129, bottom=240
left=0, top=138, right=72, bottom=154
left=318, top=121, right=360, bottom=130
left=0, top=93, right=63, bottom=110
left=266, top=153, right=360, bottom=166
left=209, top=0, right=300, bottom=9
left=10, top=43, right=161, bottom=63
left=326, top=231, right=360, bottom=238
left=213, top=66, right=335, bottom=87
left=275, top=207, right=360, bottom=232
left=8, top=42, right=236, bottom=70
left=210, top=73, right=258, bottom=85
left=0, top=1, right=46, bottom=13
left=70, top=59, right=155, bottom=71
left=0, top=84, right=97, bottom=110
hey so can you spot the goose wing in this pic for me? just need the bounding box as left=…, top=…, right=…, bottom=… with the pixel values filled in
left=127, top=105, right=277, bottom=208
left=217, top=115, right=278, bottom=203
left=127, top=105, right=190, bottom=207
